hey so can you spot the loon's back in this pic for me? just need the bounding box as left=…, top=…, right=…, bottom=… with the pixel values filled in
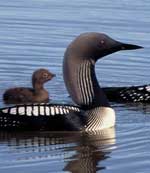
left=103, top=85, right=150, bottom=103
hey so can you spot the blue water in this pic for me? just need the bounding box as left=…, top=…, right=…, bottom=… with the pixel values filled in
left=0, top=0, right=150, bottom=172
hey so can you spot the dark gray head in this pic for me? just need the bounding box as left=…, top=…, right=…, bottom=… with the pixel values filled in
left=32, top=68, right=55, bottom=87
left=63, top=32, right=143, bottom=108
left=66, top=32, right=143, bottom=61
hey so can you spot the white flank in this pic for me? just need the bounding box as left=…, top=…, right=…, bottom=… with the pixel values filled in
left=2, top=109, right=9, bottom=114
left=10, top=108, right=17, bottom=115
left=59, top=107, right=63, bottom=114
left=45, top=106, right=50, bottom=116
left=39, top=106, right=45, bottom=115
left=63, top=108, right=67, bottom=114
left=50, top=107, right=55, bottom=116
left=146, top=86, right=150, bottom=92
left=26, top=106, right=32, bottom=116
left=55, top=107, right=59, bottom=114
left=33, top=106, right=39, bottom=116
left=18, top=107, right=25, bottom=115
left=66, top=109, right=69, bottom=114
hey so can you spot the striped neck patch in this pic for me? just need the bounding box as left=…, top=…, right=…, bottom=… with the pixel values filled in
left=77, top=60, right=94, bottom=106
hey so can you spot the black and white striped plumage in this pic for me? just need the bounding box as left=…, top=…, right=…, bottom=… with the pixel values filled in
left=0, top=103, right=86, bottom=131
left=103, top=85, right=150, bottom=103
left=0, top=32, right=142, bottom=131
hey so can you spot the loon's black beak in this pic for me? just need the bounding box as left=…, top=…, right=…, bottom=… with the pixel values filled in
left=120, top=43, right=143, bottom=50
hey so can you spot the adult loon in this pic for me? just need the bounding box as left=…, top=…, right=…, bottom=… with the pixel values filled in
left=0, top=32, right=142, bottom=131
left=3, top=69, right=55, bottom=104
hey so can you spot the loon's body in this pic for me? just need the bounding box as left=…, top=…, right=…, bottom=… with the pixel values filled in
left=0, top=32, right=142, bottom=131
left=103, top=85, right=150, bottom=103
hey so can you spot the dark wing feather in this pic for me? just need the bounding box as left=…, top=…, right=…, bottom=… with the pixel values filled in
left=3, top=87, right=34, bottom=104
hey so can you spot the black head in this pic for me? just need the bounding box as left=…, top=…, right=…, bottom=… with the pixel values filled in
left=67, top=32, right=143, bottom=61
left=32, top=69, right=55, bottom=86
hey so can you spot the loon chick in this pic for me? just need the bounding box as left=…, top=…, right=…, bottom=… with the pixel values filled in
left=0, top=32, right=142, bottom=131
left=3, top=68, right=55, bottom=104
left=103, top=85, right=150, bottom=103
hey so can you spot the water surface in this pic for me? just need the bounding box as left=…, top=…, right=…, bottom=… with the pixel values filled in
left=0, top=0, right=150, bottom=172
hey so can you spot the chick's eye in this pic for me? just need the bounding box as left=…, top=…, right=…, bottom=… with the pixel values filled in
left=43, top=73, right=48, bottom=78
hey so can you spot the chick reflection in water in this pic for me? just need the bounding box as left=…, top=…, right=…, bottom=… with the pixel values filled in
left=0, top=128, right=115, bottom=172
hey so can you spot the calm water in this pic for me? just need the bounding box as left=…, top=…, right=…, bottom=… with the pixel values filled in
left=0, top=0, right=150, bottom=172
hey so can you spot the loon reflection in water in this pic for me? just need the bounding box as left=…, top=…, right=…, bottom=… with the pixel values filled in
left=0, top=32, right=143, bottom=131
left=0, top=128, right=116, bottom=172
